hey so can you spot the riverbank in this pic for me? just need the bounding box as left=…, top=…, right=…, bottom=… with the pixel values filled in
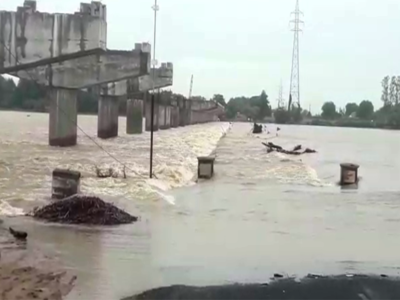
left=0, top=224, right=76, bottom=300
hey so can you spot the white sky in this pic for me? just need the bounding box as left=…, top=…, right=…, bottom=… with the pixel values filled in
left=3, top=0, right=400, bottom=112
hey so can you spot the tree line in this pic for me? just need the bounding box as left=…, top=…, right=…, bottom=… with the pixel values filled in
left=0, top=76, right=98, bottom=113
left=0, top=75, right=273, bottom=121
left=316, top=75, right=400, bottom=129
left=2, top=74, right=400, bottom=129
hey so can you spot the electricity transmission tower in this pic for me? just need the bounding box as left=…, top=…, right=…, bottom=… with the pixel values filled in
left=289, top=0, right=303, bottom=109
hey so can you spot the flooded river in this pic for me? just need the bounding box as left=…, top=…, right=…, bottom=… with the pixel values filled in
left=1, top=111, right=400, bottom=300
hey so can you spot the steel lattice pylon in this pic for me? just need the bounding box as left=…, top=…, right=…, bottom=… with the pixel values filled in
left=289, top=0, right=303, bottom=109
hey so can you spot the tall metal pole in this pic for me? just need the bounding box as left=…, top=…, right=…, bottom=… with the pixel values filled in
left=188, top=74, right=194, bottom=99
left=149, top=0, right=159, bottom=178
left=289, top=0, right=303, bottom=108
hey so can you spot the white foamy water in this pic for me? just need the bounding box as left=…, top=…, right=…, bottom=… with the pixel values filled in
left=0, top=111, right=229, bottom=215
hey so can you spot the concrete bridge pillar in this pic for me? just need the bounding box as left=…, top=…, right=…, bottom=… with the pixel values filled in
left=145, top=92, right=159, bottom=131
left=159, top=105, right=166, bottom=129
left=48, top=88, right=78, bottom=147
left=170, top=106, right=179, bottom=127
left=178, top=99, right=185, bottom=126
left=126, top=99, right=144, bottom=134
left=165, top=106, right=171, bottom=129
left=185, top=100, right=192, bottom=125
left=98, top=95, right=119, bottom=139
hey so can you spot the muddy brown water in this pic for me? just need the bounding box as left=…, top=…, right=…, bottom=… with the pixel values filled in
left=1, top=112, right=400, bottom=299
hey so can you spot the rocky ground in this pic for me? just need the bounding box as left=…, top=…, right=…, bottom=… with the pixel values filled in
left=0, top=227, right=76, bottom=300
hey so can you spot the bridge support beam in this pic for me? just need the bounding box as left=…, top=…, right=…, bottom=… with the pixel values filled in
left=98, top=95, right=119, bottom=139
left=126, top=99, right=144, bottom=134
left=49, top=88, right=78, bottom=147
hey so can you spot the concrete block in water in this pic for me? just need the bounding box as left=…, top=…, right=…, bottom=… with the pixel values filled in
left=126, top=99, right=144, bottom=134
left=48, top=88, right=78, bottom=147
left=52, top=169, right=81, bottom=199
left=197, top=156, right=215, bottom=179
left=340, top=163, right=359, bottom=185
left=98, top=95, right=119, bottom=139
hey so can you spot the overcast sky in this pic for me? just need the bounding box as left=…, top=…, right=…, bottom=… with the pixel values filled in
left=3, top=0, right=400, bottom=112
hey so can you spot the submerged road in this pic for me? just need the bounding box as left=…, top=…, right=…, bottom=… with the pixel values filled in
left=2, top=118, right=400, bottom=299
left=130, top=123, right=400, bottom=299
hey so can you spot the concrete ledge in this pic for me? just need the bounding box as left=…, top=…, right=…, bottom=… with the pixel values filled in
left=10, top=44, right=151, bottom=89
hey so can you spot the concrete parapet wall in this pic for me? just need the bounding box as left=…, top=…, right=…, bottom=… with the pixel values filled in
left=11, top=46, right=150, bottom=89
left=0, top=1, right=107, bottom=73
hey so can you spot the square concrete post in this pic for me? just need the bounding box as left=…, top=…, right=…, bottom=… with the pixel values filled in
left=145, top=92, right=159, bottom=131
left=48, top=88, right=78, bottom=147
left=126, top=99, right=144, bottom=134
left=98, top=95, right=119, bottom=139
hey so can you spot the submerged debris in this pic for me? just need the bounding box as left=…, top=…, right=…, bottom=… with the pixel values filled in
left=9, top=227, right=28, bottom=240
left=253, top=123, right=263, bottom=134
left=33, top=195, right=137, bottom=225
left=262, top=142, right=317, bottom=155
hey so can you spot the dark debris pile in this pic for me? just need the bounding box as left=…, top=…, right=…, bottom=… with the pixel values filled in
left=33, top=195, right=137, bottom=225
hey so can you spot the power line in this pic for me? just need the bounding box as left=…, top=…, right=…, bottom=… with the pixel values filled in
left=0, top=40, right=145, bottom=178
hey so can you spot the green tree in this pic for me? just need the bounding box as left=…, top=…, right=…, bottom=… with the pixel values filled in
left=258, top=90, right=271, bottom=119
left=0, top=76, right=16, bottom=108
left=381, top=76, right=390, bottom=107
left=191, top=96, right=207, bottom=102
left=212, top=94, right=226, bottom=107
left=274, top=108, right=291, bottom=124
left=356, top=100, right=374, bottom=120
left=390, top=76, right=397, bottom=105
left=345, top=102, right=358, bottom=117
left=321, top=101, right=337, bottom=119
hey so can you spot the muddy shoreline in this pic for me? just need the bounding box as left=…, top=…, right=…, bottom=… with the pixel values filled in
left=0, top=222, right=76, bottom=300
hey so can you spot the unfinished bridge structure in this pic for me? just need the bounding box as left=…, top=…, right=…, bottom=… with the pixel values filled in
left=0, top=0, right=225, bottom=147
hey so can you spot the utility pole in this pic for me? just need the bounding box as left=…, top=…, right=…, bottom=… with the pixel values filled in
left=277, top=80, right=285, bottom=108
left=289, top=0, right=303, bottom=109
left=188, top=74, right=193, bottom=99
left=149, top=0, right=159, bottom=179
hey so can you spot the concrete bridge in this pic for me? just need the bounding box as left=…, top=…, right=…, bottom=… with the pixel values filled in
left=0, top=0, right=224, bottom=147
